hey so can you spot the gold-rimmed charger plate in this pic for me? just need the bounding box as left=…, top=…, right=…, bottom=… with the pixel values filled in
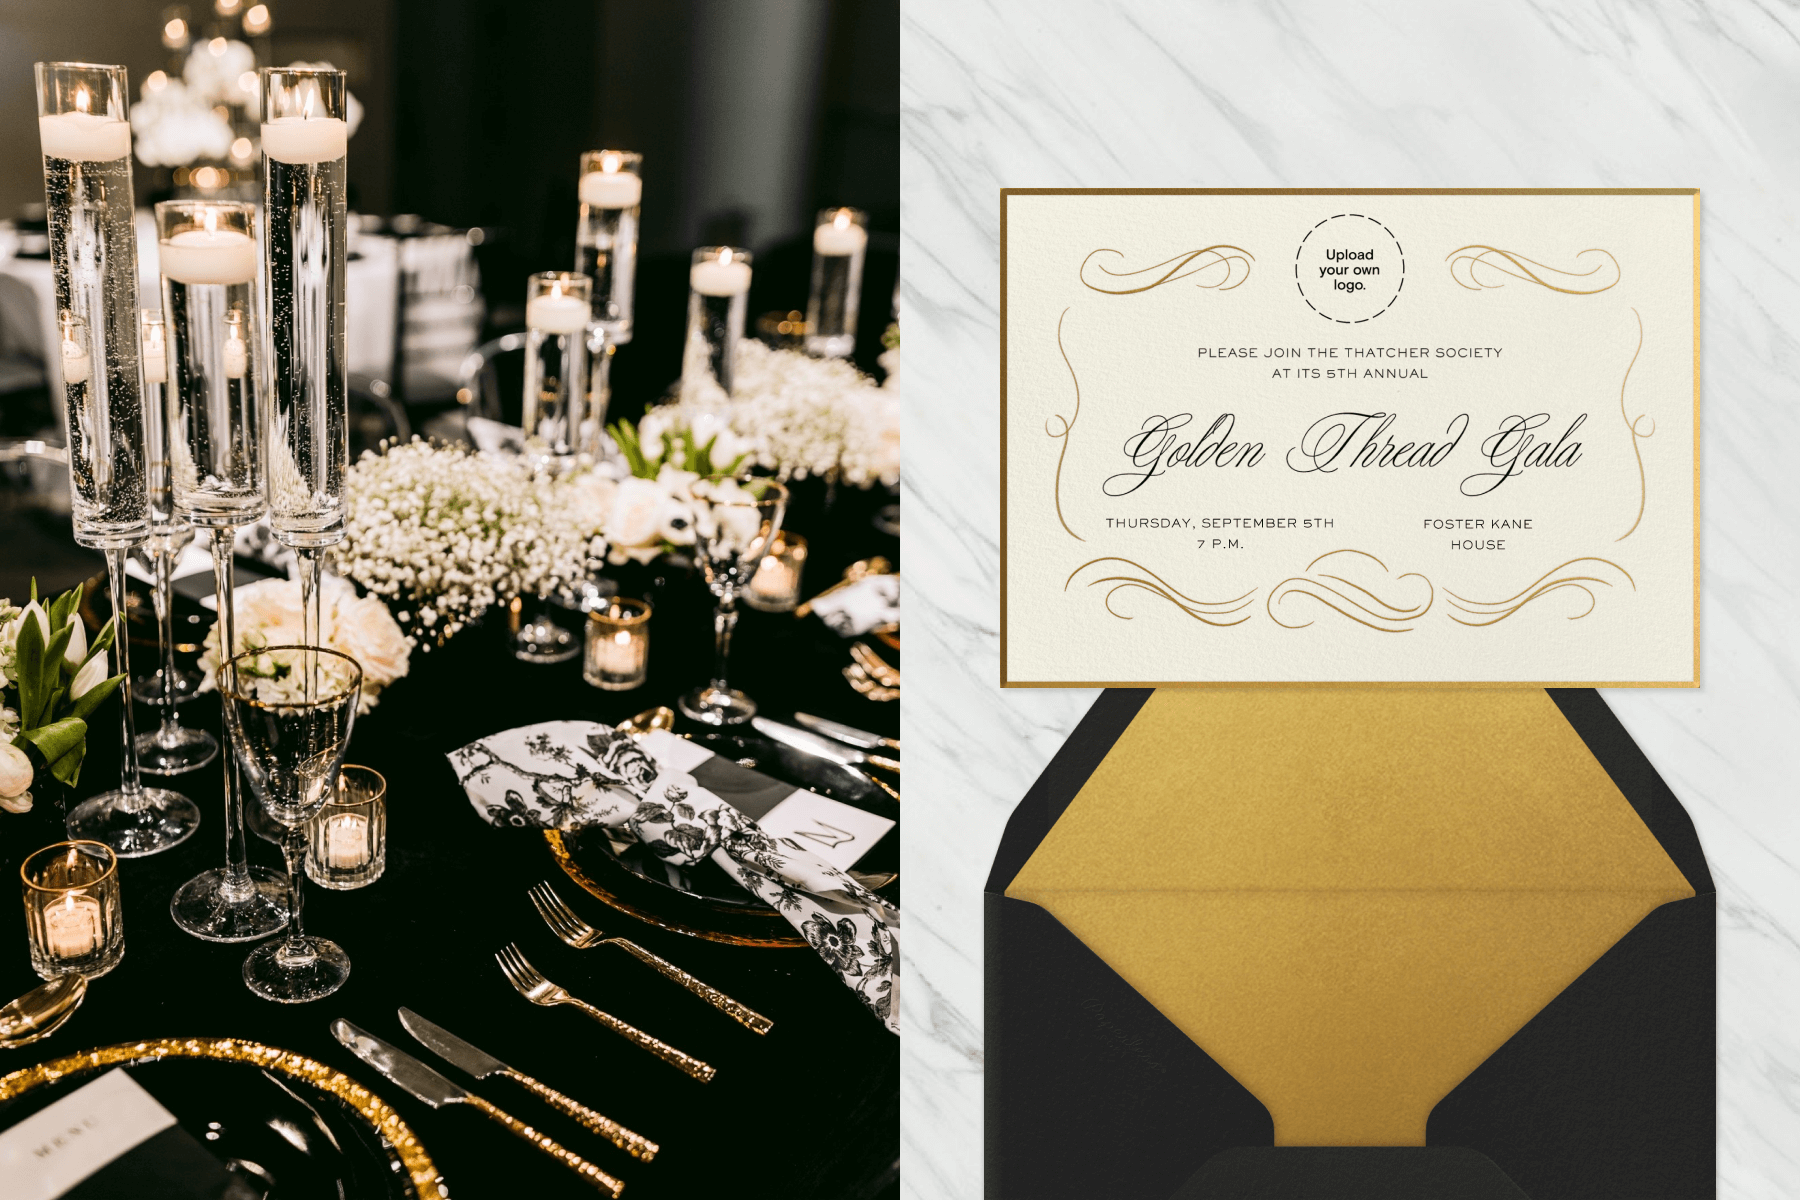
left=0, top=1037, right=445, bottom=1198
left=546, top=829, right=806, bottom=948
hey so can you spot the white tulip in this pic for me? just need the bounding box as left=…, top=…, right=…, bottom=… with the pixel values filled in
left=19, top=601, right=49, bottom=646
left=0, top=742, right=32, bottom=797
left=70, top=653, right=108, bottom=699
left=63, top=615, right=87, bottom=669
left=0, top=790, right=31, bottom=814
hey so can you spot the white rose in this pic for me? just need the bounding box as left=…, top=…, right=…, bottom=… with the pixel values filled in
left=0, top=742, right=32, bottom=798
left=0, top=791, right=30, bottom=814
left=328, top=593, right=412, bottom=696
left=606, top=477, right=664, bottom=549
left=564, top=472, right=619, bottom=537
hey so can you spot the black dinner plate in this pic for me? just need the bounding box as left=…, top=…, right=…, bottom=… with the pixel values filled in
left=568, top=730, right=900, bottom=912
left=0, top=1042, right=437, bottom=1199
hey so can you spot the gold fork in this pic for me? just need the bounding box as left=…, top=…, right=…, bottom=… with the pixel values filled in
left=850, top=642, right=901, bottom=689
left=496, top=944, right=717, bottom=1082
left=529, top=884, right=773, bottom=1035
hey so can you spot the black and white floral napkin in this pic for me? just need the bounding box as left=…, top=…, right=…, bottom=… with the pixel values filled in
left=809, top=574, right=899, bottom=637
left=448, top=721, right=898, bottom=1033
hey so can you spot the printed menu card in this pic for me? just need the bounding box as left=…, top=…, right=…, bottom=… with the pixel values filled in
left=1001, top=190, right=1698, bottom=685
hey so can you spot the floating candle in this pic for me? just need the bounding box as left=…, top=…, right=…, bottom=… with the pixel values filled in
left=159, top=227, right=258, bottom=285
left=142, top=316, right=168, bottom=384
left=579, top=168, right=642, bottom=209
left=814, top=216, right=868, bottom=257
left=61, top=334, right=90, bottom=386
left=690, top=256, right=752, bottom=297
left=222, top=312, right=248, bottom=379
left=526, top=291, right=591, bottom=335
left=260, top=116, right=347, bottom=164
left=38, top=111, right=130, bottom=162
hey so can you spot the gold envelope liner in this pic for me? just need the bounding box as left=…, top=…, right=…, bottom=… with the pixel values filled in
left=1006, top=690, right=1693, bottom=1146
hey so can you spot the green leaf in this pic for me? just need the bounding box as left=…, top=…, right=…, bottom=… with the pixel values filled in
left=65, top=673, right=122, bottom=723
left=29, top=578, right=37, bottom=603
left=16, top=610, right=45, bottom=730
left=87, top=615, right=115, bottom=664
left=20, top=717, right=85, bottom=767
left=42, top=623, right=72, bottom=680
left=42, top=685, right=66, bottom=725
left=48, top=583, right=80, bottom=632
left=49, top=738, right=86, bottom=788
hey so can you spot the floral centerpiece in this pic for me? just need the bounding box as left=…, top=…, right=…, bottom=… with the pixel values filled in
left=668, top=339, right=900, bottom=488
left=333, top=439, right=607, bottom=647
left=196, top=576, right=411, bottom=715
left=591, top=410, right=751, bottom=564
left=0, top=582, right=126, bottom=814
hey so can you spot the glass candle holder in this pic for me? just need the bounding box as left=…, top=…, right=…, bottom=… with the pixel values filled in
left=575, top=149, right=641, bottom=345
left=744, top=531, right=808, bottom=613
left=262, top=66, right=350, bottom=653
left=583, top=598, right=651, bottom=691
left=522, top=271, right=594, bottom=468
left=806, top=207, right=867, bottom=359
left=682, top=246, right=752, bottom=395
left=305, top=764, right=386, bottom=891
left=23, top=841, right=125, bottom=980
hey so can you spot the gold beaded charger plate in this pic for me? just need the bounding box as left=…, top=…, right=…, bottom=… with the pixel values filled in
left=0, top=1037, right=445, bottom=1199
left=550, top=730, right=899, bottom=948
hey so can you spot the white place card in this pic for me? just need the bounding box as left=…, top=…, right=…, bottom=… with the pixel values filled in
left=758, top=791, right=897, bottom=871
left=1002, top=189, right=1698, bottom=686
left=0, top=1070, right=177, bottom=1200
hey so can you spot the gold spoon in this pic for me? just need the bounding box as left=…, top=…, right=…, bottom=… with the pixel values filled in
left=0, top=974, right=87, bottom=1048
left=617, top=706, right=676, bottom=738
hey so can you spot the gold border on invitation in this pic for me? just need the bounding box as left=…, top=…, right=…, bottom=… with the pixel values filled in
left=998, top=188, right=1701, bottom=689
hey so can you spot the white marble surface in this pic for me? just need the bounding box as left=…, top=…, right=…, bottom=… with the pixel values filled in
left=900, top=2, right=1800, bottom=1196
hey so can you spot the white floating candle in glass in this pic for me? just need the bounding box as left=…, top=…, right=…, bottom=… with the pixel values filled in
left=260, top=116, right=347, bottom=164
left=141, top=309, right=168, bottom=385
left=526, top=289, right=592, bottom=335
left=683, top=246, right=753, bottom=395
left=38, top=110, right=131, bottom=162
left=575, top=149, right=642, bottom=346
left=745, top=531, right=809, bottom=613
left=23, top=840, right=125, bottom=980
left=521, top=271, right=593, bottom=467
left=305, top=765, right=386, bottom=890
left=58, top=312, right=90, bottom=385
left=158, top=225, right=258, bottom=285
left=806, top=207, right=868, bottom=359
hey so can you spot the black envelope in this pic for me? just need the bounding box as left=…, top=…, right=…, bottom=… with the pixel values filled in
left=986, top=688, right=1714, bottom=1200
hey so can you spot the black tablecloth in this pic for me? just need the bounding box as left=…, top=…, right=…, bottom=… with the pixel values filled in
left=0, top=482, right=899, bottom=1200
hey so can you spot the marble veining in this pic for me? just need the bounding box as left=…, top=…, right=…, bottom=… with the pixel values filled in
left=901, top=2, right=1800, bottom=1196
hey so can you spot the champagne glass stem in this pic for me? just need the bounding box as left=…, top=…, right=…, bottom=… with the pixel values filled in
left=212, top=529, right=253, bottom=889
left=297, top=546, right=322, bottom=649
left=709, top=594, right=738, bottom=694
left=154, top=546, right=182, bottom=747
left=277, top=827, right=310, bottom=960
left=105, top=548, right=144, bottom=807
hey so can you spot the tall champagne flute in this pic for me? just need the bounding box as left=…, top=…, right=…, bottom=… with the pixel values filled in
left=681, top=247, right=751, bottom=395
left=135, top=307, right=218, bottom=776
left=261, top=67, right=349, bottom=655
left=39, top=61, right=202, bottom=857
left=222, top=645, right=360, bottom=1003
left=679, top=475, right=788, bottom=726
left=159, top=200, right=291, bottom=942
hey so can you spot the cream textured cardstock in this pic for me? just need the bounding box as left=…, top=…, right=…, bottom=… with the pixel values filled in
left=1001, top=190, right=1698, bottom=685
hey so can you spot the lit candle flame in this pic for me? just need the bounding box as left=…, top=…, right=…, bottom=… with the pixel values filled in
left=834, top=211, right=851, bottom=230
left=602, top=152, right=621, bottom=173
left=74, top=86, right=89, bottom=114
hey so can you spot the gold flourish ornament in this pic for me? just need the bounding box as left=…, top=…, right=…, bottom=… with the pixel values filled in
left=1064, top=557, right=1256, bottom=625
left=1446, top=245, right=1620, bottom=293
left=1080, top=245, right=1253, bottom=293
left=1266, top=549, right=1434, bottom=632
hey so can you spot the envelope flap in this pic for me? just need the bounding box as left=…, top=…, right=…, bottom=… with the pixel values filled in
left=1008, top=690, right=1691, bottom=895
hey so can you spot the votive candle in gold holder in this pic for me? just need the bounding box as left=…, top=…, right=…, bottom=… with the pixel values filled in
left=305, top=764, right=387, bottom=890
left=584, top=598, right=651, bottom=691
left=23, top=841, right=125, bottom=980
left=744, top=531, right=808, bottom=613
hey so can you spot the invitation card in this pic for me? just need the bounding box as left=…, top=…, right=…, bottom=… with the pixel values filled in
left=1001, top=190, right=1698, bottom=685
